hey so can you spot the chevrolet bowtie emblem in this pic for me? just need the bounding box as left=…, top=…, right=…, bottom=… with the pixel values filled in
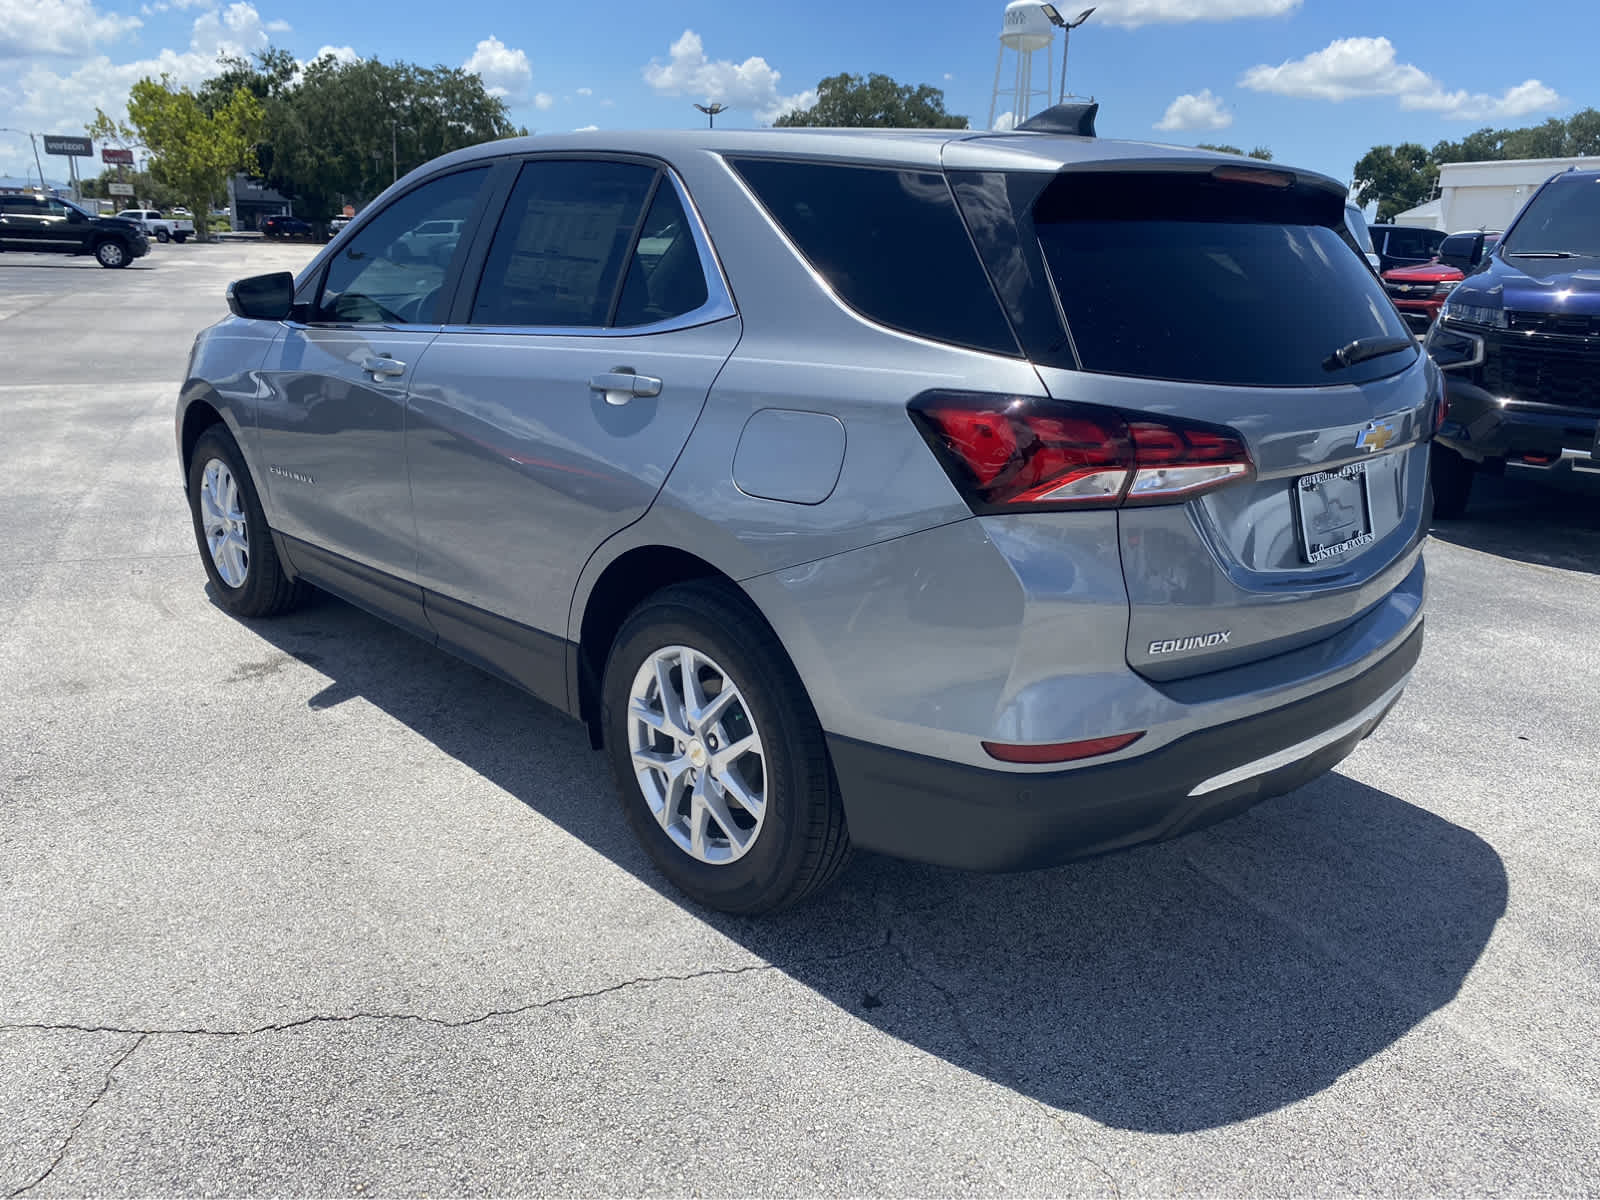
left=1356, top=420, right=1397, bottom=452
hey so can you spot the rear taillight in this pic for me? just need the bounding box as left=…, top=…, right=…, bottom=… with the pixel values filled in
left=909, top=391, right=1254, bottom=512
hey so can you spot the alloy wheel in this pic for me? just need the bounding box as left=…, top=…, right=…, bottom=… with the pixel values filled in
left=199, top=457, right=249, bottom=587
left=628, top=645, right=767, bottom=865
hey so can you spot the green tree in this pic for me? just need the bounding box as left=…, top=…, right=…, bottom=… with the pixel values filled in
left=1362, top=108, right=1600, bottom=221
left=774, top=72, right=967, bottom=128
left=221, top=51, right=519, bottom=230
left=197, top=47, right=298, bottom=115
left=1353, top=142, right=1435, bottom=222
left=126, top=76, right=263, bottom=236
left=1196, top=143, right=1274, bottom=160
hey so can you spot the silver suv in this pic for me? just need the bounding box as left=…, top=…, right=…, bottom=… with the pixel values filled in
left=177, top=122, right=1433, bottom=913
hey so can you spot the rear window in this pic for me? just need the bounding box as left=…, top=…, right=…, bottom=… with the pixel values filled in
left=729, top=159, right=1018, bottom=356
left=1034, top=173, right=1414, bottom=388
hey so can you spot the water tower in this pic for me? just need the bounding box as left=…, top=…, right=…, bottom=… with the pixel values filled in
left=987, top=1, right=1055, bottom=130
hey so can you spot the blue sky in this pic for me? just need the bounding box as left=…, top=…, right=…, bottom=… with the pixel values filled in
left=2, top=0, right=1596, bottom=188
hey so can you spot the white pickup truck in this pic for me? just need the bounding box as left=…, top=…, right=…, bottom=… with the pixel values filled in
left=115, top=209, right=195, bottom=244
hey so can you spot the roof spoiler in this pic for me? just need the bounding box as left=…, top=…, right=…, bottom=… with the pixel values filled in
left=1015, top=102, right=1098, bottom=137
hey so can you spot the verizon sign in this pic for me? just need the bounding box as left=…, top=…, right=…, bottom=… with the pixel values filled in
left=102, top=147, right=135, bottom=165
left=43, top=135, right=93, bottom=157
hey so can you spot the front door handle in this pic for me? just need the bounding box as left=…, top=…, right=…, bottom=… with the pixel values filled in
left=363, top=355, right=406, bottom=378
left=589, top=371, right=663, bottom=405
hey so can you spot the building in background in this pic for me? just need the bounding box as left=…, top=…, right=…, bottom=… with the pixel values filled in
left=226, top=173, right=292, bottom=232
left=1393, top=157, right=1600, bottom=231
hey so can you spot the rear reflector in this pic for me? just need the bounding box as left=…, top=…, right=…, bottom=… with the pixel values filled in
left=909, top=391, right=1254, bottom=512
left=982, top=731, right=1146, bottom=765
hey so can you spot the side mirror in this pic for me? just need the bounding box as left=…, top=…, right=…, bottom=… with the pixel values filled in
left=226, top=271, right=295, bottom=321
left=1437, top=234, right=1483, bottom=273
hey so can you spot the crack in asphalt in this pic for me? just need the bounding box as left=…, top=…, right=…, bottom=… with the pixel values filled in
left=8, top=1033, right=146, bottom=1198
left=0, top=947, right=880, bottom=1041
left=878, top=923, right=1125, bottom=1200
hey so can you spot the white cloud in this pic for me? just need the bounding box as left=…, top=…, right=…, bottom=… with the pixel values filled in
left=308, top=44, right=358, bottom=66
left=643, top=28, right=814, bottom=124
left=534, top=91, right=554, bottom=110
left=1094, top=0, right=1300, bottom=28
left=1400, top=79, right=1563, bottom=122
left=573, top=124, right=598, bottom=132
left=1, top=1, right=275, bottom=161
left=1240, top=36, right=1564, bottom=120
left=992, top=111, right=1015, bottom=131
left=1154, top=88, right=1232, bottom=131
left=463, top=34, right=532, bottom=102
left=0, top=0, right=142, bottom=59
left=576, top=86, right=592, bottom=96
left=600, top=97, right=614, bottom=107
left=265, top=18, right=290, bottom=33
left=943, top=72, right=952, bottom=81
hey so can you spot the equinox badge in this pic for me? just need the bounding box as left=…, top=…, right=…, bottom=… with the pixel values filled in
left=1149, top=631, right=1232, bottom=655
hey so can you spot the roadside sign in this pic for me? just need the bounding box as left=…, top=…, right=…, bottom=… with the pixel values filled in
left=102, top=147, right=135, bottom=165
left=108, top=182, right=135, bottom=196
left=43, top=135, right=93, bottom=157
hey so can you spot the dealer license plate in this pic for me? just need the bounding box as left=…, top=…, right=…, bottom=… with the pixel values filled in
left=1294, top=462, right=1374, bottom=564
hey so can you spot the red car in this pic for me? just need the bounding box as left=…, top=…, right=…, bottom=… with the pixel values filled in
left=1382, top=230, right=1499, bottom=334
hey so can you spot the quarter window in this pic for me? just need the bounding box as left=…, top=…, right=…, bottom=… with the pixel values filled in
left=315, top=167, right=488, bottom=324
left=729, top=158, right=1018, bottom=356
left=470, top=160, right=657, bottom=328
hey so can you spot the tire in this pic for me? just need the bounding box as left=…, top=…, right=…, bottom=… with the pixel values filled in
left=185, top=424, right=307, bottom=618
left=601, top=580, right=851, bottom=914
left=94, top=239, right=130, bottom=268
left=173, top=232, right=188, bottom=244
left=156, top=228, right=170, bottom=243
left=1430, top=442, right=1476, bottom=520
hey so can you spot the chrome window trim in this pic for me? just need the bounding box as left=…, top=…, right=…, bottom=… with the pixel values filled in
left=441, top=161, right=736, bottom=339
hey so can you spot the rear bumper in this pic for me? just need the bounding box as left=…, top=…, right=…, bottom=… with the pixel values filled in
left=829, top=620, right=1422, bottom=872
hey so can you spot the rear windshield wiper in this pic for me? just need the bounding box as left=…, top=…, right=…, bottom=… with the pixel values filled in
left=1506, top=250, right=1581, bottom=258
left=1323, top=335, right=1417, bottom=372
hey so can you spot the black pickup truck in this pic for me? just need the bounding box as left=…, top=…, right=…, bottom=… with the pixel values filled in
left=0, top=194, right=150, bottom=267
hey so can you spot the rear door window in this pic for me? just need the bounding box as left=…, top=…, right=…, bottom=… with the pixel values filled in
left=613, top=181, right=709, bottom=327
left=469, top=160, right=656, bottom=328
left=1033, top=173, right=1414, bottom=387
left=729, top=158, right=1018, bottom=356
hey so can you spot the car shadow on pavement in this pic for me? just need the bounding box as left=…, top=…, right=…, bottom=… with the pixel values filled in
left=240, top=590, right=1508, bottom=1136
left=1430, top=470, right=1600, bottom=574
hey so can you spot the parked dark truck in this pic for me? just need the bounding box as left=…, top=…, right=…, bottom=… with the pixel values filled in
left=1428, top=169, right=1600, bottom=516
left=0, top=194, right=150, bottom=267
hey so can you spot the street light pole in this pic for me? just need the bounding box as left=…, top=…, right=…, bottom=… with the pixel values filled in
left=1, top=127, right=48, bottom=193
left=693, top=102, right=728, bottom=129
left=1040, top=6, right=1096, bottom=105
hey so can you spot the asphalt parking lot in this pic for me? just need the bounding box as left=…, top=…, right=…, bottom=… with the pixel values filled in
left=2, top=240, right=1598, bottom=1196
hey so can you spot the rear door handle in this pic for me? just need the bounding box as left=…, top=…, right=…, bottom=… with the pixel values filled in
left=363, top=355, right=406, bottom=378
left=589, top=371, right=663, bottom=405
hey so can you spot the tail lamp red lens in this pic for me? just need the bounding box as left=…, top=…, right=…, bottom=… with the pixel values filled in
left=910, top=392, right=1254, bottom=512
